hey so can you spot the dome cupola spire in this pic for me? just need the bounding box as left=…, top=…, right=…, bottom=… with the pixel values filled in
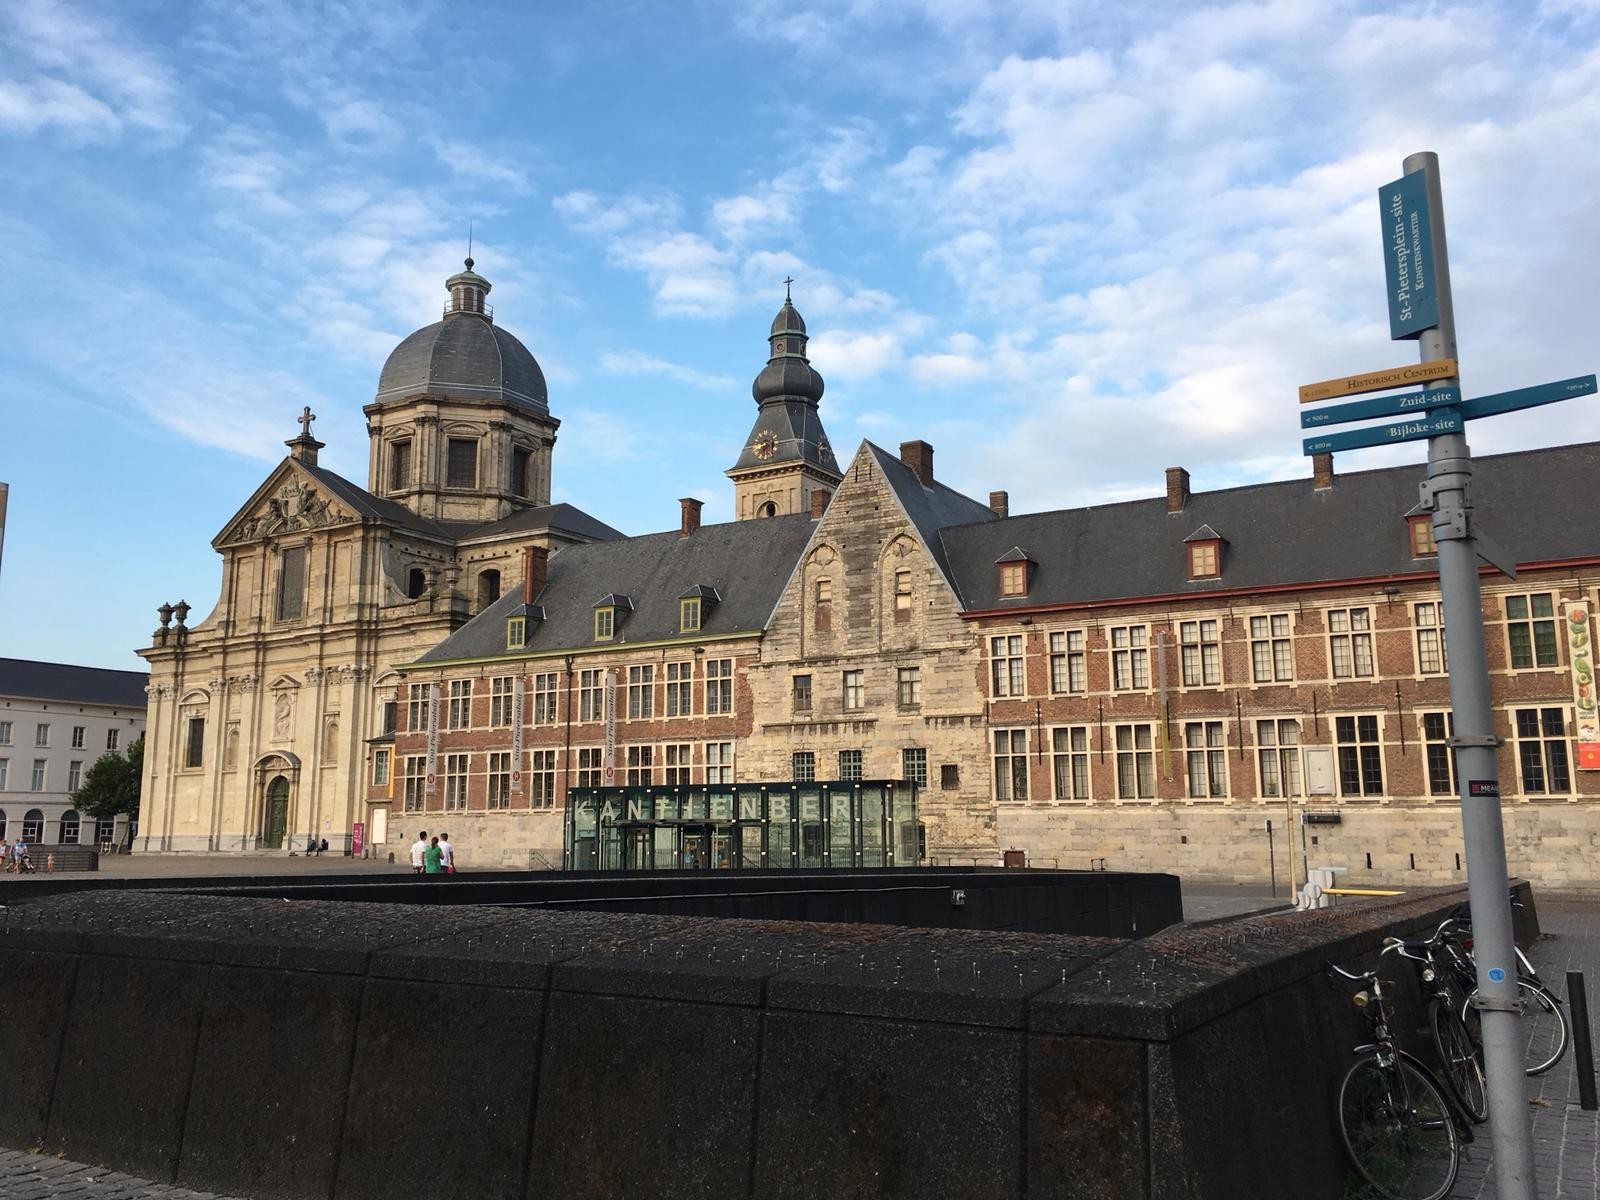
left=445, top=258, right=493, bottom=320
left=753, top=282, right=824, bottom=406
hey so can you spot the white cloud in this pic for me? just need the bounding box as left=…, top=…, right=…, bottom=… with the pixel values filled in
left=598, top=351, right=735, bottom=391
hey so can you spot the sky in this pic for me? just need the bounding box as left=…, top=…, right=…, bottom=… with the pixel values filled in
left=1, top=0, right=1598, bottom=671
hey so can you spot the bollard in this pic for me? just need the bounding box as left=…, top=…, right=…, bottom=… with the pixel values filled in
left=1567, top=971, right=1598, bottom=1112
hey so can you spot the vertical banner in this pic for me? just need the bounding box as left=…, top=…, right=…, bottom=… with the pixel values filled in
left=603, top=670, right=617, bottom=784
left=1379, top=169, right=1440, bottom=340
left=351, top=822, right=364, bottom=857
left=1566, top=601, right=1600, bottom=769
left=510, top=677, right=525, bottom=795
left=425, top=682, right=440, bottom=794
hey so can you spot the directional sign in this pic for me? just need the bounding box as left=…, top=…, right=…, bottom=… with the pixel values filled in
left=1299, top=359, right=1456, bottom=404
left=1457, top=374, right=1596, bottom=422
left=1302, top=408, right=1462, bottom=456
left=1380, top=169, right=1440, bottom=340
left=1301, top=385, right=1460, bottom=429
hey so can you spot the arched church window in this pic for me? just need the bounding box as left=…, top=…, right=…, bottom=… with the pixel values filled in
left=407, top=569, right=427, bottom=600
left=60, top=811, right=80, bottom=845
left=22, top=809, right=44, bottom=841
left=759, top=502, right=778, bottom=518
left=477, top=570, right=501, bottom=611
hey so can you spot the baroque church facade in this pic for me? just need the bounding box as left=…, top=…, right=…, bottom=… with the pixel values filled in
left=140, top=258, right=1600, bottom=886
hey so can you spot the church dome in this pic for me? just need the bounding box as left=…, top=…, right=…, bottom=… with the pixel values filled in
left=373, top=260, right=549, bottom=414
left=752, top=294, right=824, bottom=406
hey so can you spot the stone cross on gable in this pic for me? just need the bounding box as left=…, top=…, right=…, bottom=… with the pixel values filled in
left=298, top=406, right=316, bottom=438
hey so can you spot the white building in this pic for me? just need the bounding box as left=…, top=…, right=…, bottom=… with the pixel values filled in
left=0, top=658, right=147, bottom=849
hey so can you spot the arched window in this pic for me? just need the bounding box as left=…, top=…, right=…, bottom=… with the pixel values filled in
left=22, top=809, right=44, bottom=842
left=477, top=569, right=501, bottom=611
left=407, top=568, right=427, bottom=600
left=759, top=501, right=778, bottom=518
left=60, top=810, right=80, bottom=845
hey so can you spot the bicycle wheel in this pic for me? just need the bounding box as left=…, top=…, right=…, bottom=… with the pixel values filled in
left=1461, top=980, right=1569, bottom=1076
left=1338, top=1053, right=1460, bottom=1200
left=1429, top=997, right=1487, bottom=1123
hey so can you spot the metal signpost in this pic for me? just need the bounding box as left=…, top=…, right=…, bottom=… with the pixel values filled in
left=1298, top=151, right=1597, bottom=1200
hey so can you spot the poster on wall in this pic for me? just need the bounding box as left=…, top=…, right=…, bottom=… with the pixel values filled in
left=1567, top=601, right=1600, bottom=769
left=510, top=677, right=525, bottom=795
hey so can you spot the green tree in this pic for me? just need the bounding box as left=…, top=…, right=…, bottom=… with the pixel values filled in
left=74, top=736, right=144, bottom=820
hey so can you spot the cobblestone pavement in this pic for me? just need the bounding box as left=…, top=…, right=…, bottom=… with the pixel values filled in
left=1451, top=898, right=1600, bottom=1199
left=0, top=1150, right=246, bottom=1199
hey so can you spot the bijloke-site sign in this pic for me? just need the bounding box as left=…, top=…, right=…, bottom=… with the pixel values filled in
left=1381, top=168, right=1439, bottom=340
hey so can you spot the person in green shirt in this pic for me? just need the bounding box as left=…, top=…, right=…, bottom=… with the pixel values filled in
left=424, top=836, right=444, bottom=875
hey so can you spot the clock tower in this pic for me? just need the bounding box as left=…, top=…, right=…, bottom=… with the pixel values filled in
left=727, top=285, right=841, bottom=519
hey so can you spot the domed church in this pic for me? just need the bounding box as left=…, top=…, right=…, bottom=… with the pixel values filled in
left=135, top=261, right=628, bottom=853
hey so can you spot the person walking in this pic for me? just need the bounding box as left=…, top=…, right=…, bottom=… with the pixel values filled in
left=439, top=831, right=455, bottom=875
left=423, top=836, right=444, bottom=875
left=410, top=831, right=428, bottom=875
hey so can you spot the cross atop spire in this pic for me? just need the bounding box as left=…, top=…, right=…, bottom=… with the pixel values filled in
left=286, top=404, right=324, bottom=465
left=784, top=275, right=794, bottom=302
left=298, top=405, right=316, bottom=438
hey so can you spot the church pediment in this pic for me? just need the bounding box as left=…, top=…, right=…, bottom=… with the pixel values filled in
left=215, top=462, right=358, bottom=547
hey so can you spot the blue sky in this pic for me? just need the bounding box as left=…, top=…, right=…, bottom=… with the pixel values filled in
left=2, top=0, right=1598, bottom=671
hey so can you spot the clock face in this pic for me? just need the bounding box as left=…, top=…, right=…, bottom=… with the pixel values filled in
left=753, top=430, right=779, bottom=460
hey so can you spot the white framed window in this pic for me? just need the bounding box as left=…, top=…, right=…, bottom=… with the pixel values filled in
left=1110, top=625, right=1149, bottom=690
left=838, top=749, right=862, bottom=781
left=533, top=673, right=558, bottom=724
left=31, top=759, right=46, bottom=791
left=792, top=751, right=816, bottom=782
left=990, top=634, right=1025, bottom=697
left=664, top=743, right=692, bottom=785
left=627, top=665, right=655, bottom=719
left=1328, top=607, right=1375, bottom=678
left=106, top=728, right=120, bottom=751
left=842, top=670, right=865, bottom=711
left=705, top=659, right=733, bottom=715
left=530, top=749, right=556, bottom=808
left=1421, top=711, right=1455, bottom=796
left=1256, top=719, right=1302, bottom=798
left=401, top=755, right=426, bottom=812
left=71, top=726, right=85, bottom=749
left=902, top=747, right=927, bottom=787
left=1414, top=601, right=1448, bottom=675
left=993, top=729, right=1028, bottom=802
left=1114, top=724, right=1155, bottom=799
left=34, top=723, right=49, bottom=747
left=578, top=670, right=604, bottom=722
left=1179, top=619, right=1222, bottom=687
left=372, top=748, right=391, bottom=789
left=1505, top=593, right=1559, bottom=669
left=792, top=674, right=812, bottom=713
left=1335, top=715, right=1383, bottom=796
left=447, top=680, right=472, bottom=729
left=1051, top=726, right=1090, bottom=801
left=0, top=758, right=8, bottom=789
left=1249, top=613, right=1294, bottom=683
left=897, top=667, right=921, bottom=708
left=626, top=745, right=654, bottom=786
left=1514, top=707, right=1571, bottom=795
left=406, top=684, right=429, bottom=732
left=705, top=742, right=733, bottom=784
left=442, top=753, right=469, bottom=811
left=665, top=662, right=693, bottom=716
left=1183, top=720, right=1227, bottom=798
left=1049, top=630, right=1086, bottom=694
left=489, top=677, right=514, bottom=728
left=68, top=761, right=82, bottom=793
left=0, top=721, right=10, bottom=745
left=487, top=752, right=512, bottom=809
left=576, top=747, right=604, bottom=787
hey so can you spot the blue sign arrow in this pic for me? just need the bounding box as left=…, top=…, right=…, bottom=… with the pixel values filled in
left=1301, top=385, right=1461, bottom=429
left=1303, top=408, right=1462, bottom=456
left=1380, top=170, right=1440, bottom=341
left=1457, top=375, right=1596, bottom=422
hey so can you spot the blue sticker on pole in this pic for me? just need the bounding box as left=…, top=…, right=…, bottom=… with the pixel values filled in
left=1487, top=967, right=1507, bottom=983
left=1380, top=170, right=1440, bottom=341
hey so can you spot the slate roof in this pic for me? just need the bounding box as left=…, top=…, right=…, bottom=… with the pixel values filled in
left=0, top=659, right=148, bottom=708
left=413, top=513, right=819, bottom=664
left=298, top=462, right=449, bottom=539
left=864, top=443, right=998, bottom=604
left=374, top=313, right=549, bottom=415
left=463, top=502, right=625, bottom=544
left=941, top=440, right=1600, bottom=611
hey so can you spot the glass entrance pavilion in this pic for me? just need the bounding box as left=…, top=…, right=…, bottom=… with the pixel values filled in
left=562, top=780, right=919, bottom=871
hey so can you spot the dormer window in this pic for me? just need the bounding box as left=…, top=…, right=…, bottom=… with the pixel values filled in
left=593, top=593, right=633, bottom=642
left=507, top=616, right=526, bottom=649
left=680, top=598, right=701, bottom=632
left=1408, top=514, right=1437, bottom=557
left=678, top=585, right=719, bottom=633
left=995, top=548, right=1035, bottom=598
left=1184, top=525, right=1224, bottom=580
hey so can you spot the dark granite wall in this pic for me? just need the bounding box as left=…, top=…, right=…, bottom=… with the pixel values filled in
left=0, top=883, right=1528, bottom=1200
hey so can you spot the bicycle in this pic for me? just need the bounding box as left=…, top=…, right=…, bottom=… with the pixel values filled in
left=1330, top=942, right=1467, bottom=1200
left=1392, top=933, right=1488, bottom=1125
left=1435, top=910, right=1569, bottom=1076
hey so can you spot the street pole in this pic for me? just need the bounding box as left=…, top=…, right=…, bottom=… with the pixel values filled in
left=1408, top=149, right=1538, bottom=1198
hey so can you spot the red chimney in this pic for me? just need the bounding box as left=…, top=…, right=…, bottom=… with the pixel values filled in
left=989, top=490, right=1009, bottom=518
left=1313, top=452, right=1335, bottom=490
left=900, top=440, right=934, bottom=486
left=1165, top=466, right=1190, bottom=514
left=522, top=545, right=549, bottom=602
left=680, top=497, right=703, bottom=537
